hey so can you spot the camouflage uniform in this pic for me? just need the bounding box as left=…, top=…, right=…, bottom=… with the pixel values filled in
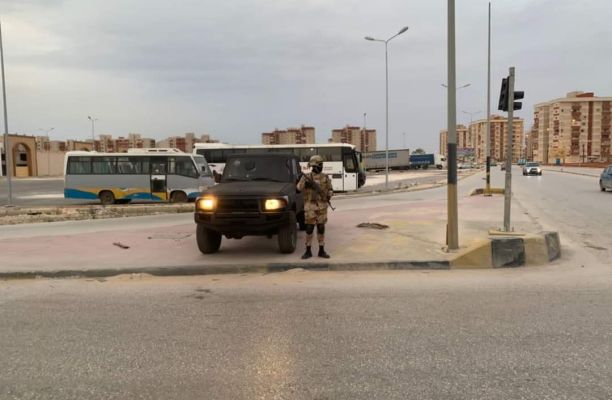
left=297, top=155, right=333, bottom=259
left=298, top=172, right=333, bottom=225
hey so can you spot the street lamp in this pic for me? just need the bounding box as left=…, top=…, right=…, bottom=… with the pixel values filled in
left=87, top=116, right=97, bottom=150
left=441, top=83, right=471, bottom=90
left=38, top=127, right=54, bottom=176
left=462, top=110, right=481, bottom=123
left=365, top=25, right=409, bottom=189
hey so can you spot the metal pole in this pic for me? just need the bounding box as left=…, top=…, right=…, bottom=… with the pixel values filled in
left=47, top=134, right=51, bottom=176
left=384, top=41, right=389, bottom=189
left=91, top=118, right=95, bottom=146
left=503, top=66, right=515, bottom=232
left=485, top=2, right=492, bottom=195
left=447, top=0, right=458, bottom=249
left=363, top=112, right=367, bottom=149
left=0, top=20, right=13, bottom=206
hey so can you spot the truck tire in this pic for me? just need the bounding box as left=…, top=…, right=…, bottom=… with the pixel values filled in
left=196, top=224, right=222, bottom=254
left=278, top=211, right=297, bottom=253
left=297, top=210, right=307, bottom=231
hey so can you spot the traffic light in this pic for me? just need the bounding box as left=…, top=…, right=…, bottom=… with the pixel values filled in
left=498, top=77, right=508, bottom=111
left=498, top=76, right=525, bottom=111
left=513, top=90, right=524, bottom=110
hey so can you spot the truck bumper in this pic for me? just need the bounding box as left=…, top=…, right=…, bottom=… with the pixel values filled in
left=194, top=211, right=293, bottom=235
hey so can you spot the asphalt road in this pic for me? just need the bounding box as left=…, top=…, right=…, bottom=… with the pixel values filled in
left=1, top=166, right=611, bottom=399
left=506, top=166, right=612, bottom=263
left=1, top=260, right=611, bottom=400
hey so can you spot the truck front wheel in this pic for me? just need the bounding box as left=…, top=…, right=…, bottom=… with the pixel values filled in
left=278, top=212, right=297, bottom=253
left=196, top=225, right=222, bottom=254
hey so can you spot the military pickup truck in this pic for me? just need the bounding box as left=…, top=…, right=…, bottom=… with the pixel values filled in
left=194, top=153, right=305, bottom=254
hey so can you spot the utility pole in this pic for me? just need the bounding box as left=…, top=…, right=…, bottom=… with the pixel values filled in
left=446, top=0, right=459, bottom=249
left=503, top=67, right=515, bottom=232
left=0, top=20, right=13, bottom=206
left=498, top=67, right=524, bottom=232
left=485, top=2, right=492, bottom=195
left=363, top=112, right=367, bottom=141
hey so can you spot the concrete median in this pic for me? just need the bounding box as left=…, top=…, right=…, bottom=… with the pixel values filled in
left=451, top=232, right=561, bottom=269
left=0, top=204, right=194, bottom=225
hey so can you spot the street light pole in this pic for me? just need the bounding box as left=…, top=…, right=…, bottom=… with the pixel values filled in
left=365, top=26, right=409, bottom=189
left=38, top=127, right=54, bottom=176
left=485, top=1, right=492, bottom=195
left=447, top=0, right=459, bottom=250
left=363, top=112, right=367, bottom=142
left=88, top=116, right=97, bottom=150
left=0, top=19, right=13, bottom=206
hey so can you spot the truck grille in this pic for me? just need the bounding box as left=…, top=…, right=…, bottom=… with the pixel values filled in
left=216, top=198, right=260, bottom=212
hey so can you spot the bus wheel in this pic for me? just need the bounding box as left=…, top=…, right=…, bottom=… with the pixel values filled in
left=99, top=191, right=115, bottom=206
left=196, top=225, right=221, bottom=254
left=170, top=191, right=188, bottom=203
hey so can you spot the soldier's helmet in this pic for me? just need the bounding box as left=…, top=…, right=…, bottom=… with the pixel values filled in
left=308, top=155, right=324, bottom=166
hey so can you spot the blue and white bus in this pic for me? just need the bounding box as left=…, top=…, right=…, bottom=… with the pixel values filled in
left=193, top=143, right=365, bottom=191
left=64, top=148, right=214, bottom=205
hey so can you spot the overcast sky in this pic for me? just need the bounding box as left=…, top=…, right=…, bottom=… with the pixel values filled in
left=1, top=0, right=611, bottom=151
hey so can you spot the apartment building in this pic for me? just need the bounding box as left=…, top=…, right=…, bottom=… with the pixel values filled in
left=329, top=125, right=377, bottom=152
left=440, top=116, right=524, bottom=163
left=439, top=125, right=470, bottom=157
left=261, top=126, right=316, bottom=145
left=531, top=91, right=612, bottom=164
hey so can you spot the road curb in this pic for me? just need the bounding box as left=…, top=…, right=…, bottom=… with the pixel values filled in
left=541, top=168, right=600, bottom=178
left=450, top=231, right=561, bottom=269
left=0, top=260, right=452, bottom=280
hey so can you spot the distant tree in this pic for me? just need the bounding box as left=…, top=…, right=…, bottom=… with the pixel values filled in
left=412, top=148, right=426, bottom=155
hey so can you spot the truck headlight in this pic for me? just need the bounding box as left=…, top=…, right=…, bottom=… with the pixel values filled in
left=197, top=197, right=216, bottom=211
left=264, top=198, right=286, bottom=211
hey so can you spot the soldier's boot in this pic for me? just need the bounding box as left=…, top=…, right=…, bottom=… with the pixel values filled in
left=301, top=246, right=313, bottom=259
left=318, top=246, right=330, bottom=259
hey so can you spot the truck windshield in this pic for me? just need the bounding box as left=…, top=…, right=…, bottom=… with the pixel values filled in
left=221, top=156, right=293, bottom=183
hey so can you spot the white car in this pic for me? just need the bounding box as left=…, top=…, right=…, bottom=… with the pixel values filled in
left=523, top=162, right=542, bottom=176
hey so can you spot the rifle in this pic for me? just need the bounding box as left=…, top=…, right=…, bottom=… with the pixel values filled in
left=303, top=174, right=335, bottom=211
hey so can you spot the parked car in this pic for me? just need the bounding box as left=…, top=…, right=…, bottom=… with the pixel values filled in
left=523, top=162, right=542, bottom=176
left=600, top=165, right=612, bottom=192
left=490, top=160, right=498, bottom=167
left=517, top=159, right=526, bottom=166
left=500, top=163, right=506, bottom=171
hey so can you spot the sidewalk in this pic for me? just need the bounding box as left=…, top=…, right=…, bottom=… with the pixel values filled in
left=0, top=177, right=546, bottom=277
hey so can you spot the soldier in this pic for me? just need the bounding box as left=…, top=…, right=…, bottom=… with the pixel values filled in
left=297, top=155, right=333, bottom=259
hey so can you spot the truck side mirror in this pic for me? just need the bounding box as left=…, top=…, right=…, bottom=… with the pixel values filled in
left=213, top=171, right=221, bottom=183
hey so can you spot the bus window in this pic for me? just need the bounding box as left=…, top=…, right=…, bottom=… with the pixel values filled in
left=150, top=157, right=168, bottom=174
left=67, top=156, right=91, bottom=174
left=317, top=147, right=342, bottom=162
left=170, top=156, right=199, bottom=178
left=116, top=157, right=140, bottom=174
left=92, top=157, right=116, bottom=174
left=209, top=150, right=224, bottom=164
left=297, top=147, right=316, bottom=162
left=343, top=155, right=358, bottom=173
